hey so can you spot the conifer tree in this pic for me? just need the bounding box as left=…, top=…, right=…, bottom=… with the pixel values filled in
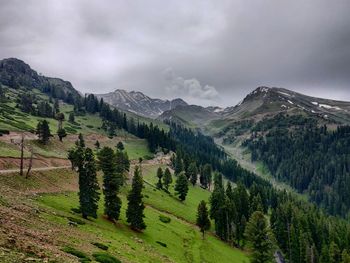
left=68, top=112, right=75, bottom=123
left=174, top=172, right=189, bottom=201
left=174, top=153, right=184, bottom=175
left=196, top=200, right=211, bottom=238
left=95, top=140, right=100, bottom=149
left=78, top=148, right=100, bottom=219
left=156, top=167, right=163, bottom=189
left=188, top=162, right=198, bottom=185
left=116, top=141, right=124, bottom=151
left=36, top=120, right=51, bottom=144
left=126, top=166, right=146, bottom=231
left=57, top=128, right=67, bottom=142
left=245, top=211, right=273, bottom=263
left=163, top=167, right=172, bottom=191
left=78, top=133, right=85, bottom=147
left=98, top=147, right=122, bottom=221
left=200, top=164, right=212, bottom=189
left=68, top=137, right=100, bottom=219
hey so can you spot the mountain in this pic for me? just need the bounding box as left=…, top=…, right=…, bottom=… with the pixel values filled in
left=221, top=86, right=350, bottom=124
left=158, top=104, right=221, bottom=128
left=96, top=89, right=187, bottom=118
left=0, top=58, right=81, bottom=100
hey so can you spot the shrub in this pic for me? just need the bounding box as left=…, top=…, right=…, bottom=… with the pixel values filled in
left=92, top=252, right=121, bottom=263
left=62, top=246, right=90, bottom=261
left=159, top=215, right=171, bottom=224
left=156, top=241, right=167, bottom=247
left=92, top=242, right=109, bottom=251
left=67, top=217, right=86, bottom=225
left=86, top=125, right=94, bottom=128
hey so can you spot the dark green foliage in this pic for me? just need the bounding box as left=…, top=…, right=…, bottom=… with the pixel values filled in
left=174, top=172, right=188, bottom=201
left=174, top=152, right=184, bottom=175
left=156, top=241, right=167, bottom=247
left=245, top=122, right=350, bottom=217
left=36, top=119, right=51, bottom=144
left=162, top=168, right=172, bottom=191
left=78, top=133, right=85, bottom=147
left=196, top=200, right=211, bottom=238
left=209, top=173, right=229, bottom=241
left=95, top=140, right=100, bottom=149
left=245, top=211, right=273, bottom=263
left=126, top=166, right=146, bottom=231
left=37, top=101, right=53, bottom=117
left=156, top=167, right=163, bottom=189
left=200, top=164, right=212, bottom=189
left=69, top=112, right=75, bottom=123
left=92, top=242, right=109, bottom=251
left=116, top=141, right=124, bottom=151
left=62, top=246, right=91, bottom=262
left=57, top=128, right=67, bottom=141
left=92, top=252, right=121, bottom=263
left=159, top=215, right=171, bottom=223
left=98, top=147, right=123, bottom=221
left=69, top=142, right=100, bottom=219
left=188, top=162, right=198, bottom=186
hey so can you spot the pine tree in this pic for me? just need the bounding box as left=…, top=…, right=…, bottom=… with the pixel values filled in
left=68, top=137, right=100, bottom=219
left=78, top=133, right=85, bottom=147
left=36, top=120, right=51, bottom=144
left=163, top=167, right=172, bottom=191
left=156, top=167, right=163, bottom=189
left=245, top=211, right=273, bottom=263
left=174, top=172, right=189, bottom=201
left=69, top=112, right=75, bottom=123
left=200, top=164, right=212, bottom=189
left=209, top=172, right=228, bottom=240
left=95, top=140, right=100, bottom=149
left=188, top=162, right=198, bottom=186
left=116, top=141, right=124, bottom=151
left=196, top=200, right=211, bottom=238
left=342, top=250, right=350, bottom=263
left=57, top=128, right=67, bottom=142
left=78, top=148, right=100, bottom=219
left=98, top=147, right=122, bottom=221
left=126, top=166, right=146, bottom=231
left=174, top=153, right=184, bottom=175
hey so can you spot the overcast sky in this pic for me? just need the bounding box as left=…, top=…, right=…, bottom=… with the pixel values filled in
left=1, top=0, right=350, bottom=106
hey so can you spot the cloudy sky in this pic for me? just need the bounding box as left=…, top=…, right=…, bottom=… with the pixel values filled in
left=1, top=0, right=350, bottom=106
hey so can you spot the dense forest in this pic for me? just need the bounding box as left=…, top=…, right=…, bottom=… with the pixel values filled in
left=244, top=114, right=350, bottom=217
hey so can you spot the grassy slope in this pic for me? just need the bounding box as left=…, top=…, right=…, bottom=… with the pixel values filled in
left=0, top=165, right=249, bottom=262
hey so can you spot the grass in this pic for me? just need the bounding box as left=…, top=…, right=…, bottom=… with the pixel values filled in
left=33, top=165, right=249, bottom=263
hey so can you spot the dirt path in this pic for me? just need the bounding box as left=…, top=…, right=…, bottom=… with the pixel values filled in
left=0, top=165, right=71, bottom=174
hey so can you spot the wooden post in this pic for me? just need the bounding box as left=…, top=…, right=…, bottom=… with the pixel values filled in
left=26, top=147, right=33, bottom=179
left=20, top=133, right=24, bottom=176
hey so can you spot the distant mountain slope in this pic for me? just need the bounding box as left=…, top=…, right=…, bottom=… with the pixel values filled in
left=0, top=58, right=81, bottom=100
left=158, top=104, right=221, bottom=128
left=222, top=86, right=350, bottom=124
left=96, top=89, right=187, bottom=118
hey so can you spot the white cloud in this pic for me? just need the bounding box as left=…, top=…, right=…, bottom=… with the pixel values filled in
left=163, top=67, right=219, bottom=105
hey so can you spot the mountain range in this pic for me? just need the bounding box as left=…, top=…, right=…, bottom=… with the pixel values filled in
left=96, top=89, right=187, bottom=118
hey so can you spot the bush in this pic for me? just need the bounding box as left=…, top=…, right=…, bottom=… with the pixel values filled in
left=156, top=241, right=167, bottom=247
left=62, top=246, right=90, bottom=261
left=92, top=242, right=109, bottom=251
left=86, top=125, right=94, bottom=128
left=92, top=252, right=121, bottom=263
left=159, top=215, right=171, bottom=224
left=67, top=216, right=86, bottom=225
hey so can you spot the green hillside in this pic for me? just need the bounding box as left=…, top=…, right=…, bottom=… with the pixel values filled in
left=0, top=166, right=249, bottom=262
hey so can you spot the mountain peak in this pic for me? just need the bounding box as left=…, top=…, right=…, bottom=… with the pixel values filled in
left=96, top=89, right=188, bottom=119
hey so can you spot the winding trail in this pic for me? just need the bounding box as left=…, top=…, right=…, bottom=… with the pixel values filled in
left=0, top=165, right=71, bottom=174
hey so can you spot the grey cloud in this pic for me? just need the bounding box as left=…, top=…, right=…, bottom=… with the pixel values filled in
left=0, top=0, right=349, bottom=106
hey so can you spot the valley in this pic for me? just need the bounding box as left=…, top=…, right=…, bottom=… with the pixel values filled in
left=1, top=58, right=350, bottom=263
